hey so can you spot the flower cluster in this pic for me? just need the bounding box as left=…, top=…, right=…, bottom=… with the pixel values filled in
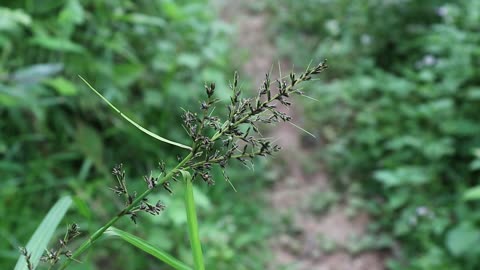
left=40, top=223, right=81, bottom=265
left=111, top=163, right=166, bottom=224
left=19, top=247, right=33, bottom=270
left=109, top=60, right=327, bottom=221
left=181, top=60, right=328, bottom=188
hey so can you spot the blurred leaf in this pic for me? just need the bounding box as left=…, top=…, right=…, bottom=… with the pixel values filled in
left=374, top=167, right=430, bottom=187
left=177, top=53, right=201, bottom=69
left=143, top=89, right=164, bottom=107
left=113, top=64, right=144, bottom=87
left=44, top=77, right=78, bottom=96
left=0, top=7, right=31, bottom=32
left=0, top=92, right=18, bottom=106
left=74, top=123, right=103, bottom=169
left=463, top=186, right=480, bottom=201
left=14, top=196, right=72, bottom=270
left=192, top=187, right=211, bottom=211
left=31, top=36, right=84, bottom=53
left=469, top=159, right=480, bottom=171
left=59, top=0, right=85, bottom=25
left=473, top=148, right=480, bottom=158
left=120, top=13, right=166, bottom=27
left=466, top=87, right=480, bottom=100
left=73, top=196, right=91, bottom=219
left=446, top=223, right=480, bottom=256
left=11, top=64, right=63, bottom=84
left=161, top=0, right=183, bottom=20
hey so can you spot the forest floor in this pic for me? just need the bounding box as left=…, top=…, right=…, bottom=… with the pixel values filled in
left=216, top=1, right=385, bottom=269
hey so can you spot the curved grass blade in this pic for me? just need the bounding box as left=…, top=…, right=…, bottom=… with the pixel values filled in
left=78, top=76, right=192, bottom=151
left=14, top=196, right=72, bottom=270
left=105, top=227, right=192, bottom=270
left=181, top=170, right=205, bottom=270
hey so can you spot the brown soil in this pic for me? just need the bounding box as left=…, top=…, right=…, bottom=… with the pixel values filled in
left=215, top=1, right=386, bottom=269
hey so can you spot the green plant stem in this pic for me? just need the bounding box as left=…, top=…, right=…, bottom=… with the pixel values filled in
left=59, top=153, right=194, bottom=270
left=184, top=175, right=205, bottom=270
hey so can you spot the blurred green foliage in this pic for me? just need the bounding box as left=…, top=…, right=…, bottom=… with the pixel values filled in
left=271, top=0, right=480, bottom=269
left=1, top=1, right=272, bottom=269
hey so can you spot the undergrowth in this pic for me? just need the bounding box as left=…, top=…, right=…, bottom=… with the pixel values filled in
left=270, top=1, right=480, bottom=269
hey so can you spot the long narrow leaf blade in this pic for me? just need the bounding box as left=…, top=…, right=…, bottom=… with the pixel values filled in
left=14, top=196, right=72, bottom=270
left=105, top=227, right=192, bottom=270
left=79, top=76, right=192, bottom=151
left=182, top=170, right=205, bottom=270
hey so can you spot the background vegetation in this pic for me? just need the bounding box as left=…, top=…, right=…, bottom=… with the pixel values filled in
left=271, top=0, right=480, bottom=269
left=4, top=0, right=480, bottom=269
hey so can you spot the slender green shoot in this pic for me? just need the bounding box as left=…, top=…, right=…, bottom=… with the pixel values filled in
left=288, top=122, right=316, bottom=138
left=78, top=76, right=192, bottom=151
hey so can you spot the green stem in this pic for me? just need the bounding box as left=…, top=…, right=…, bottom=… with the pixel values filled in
left=59, top=153, right=194, bottom=270
left=184, top=175, right=205, bottom=270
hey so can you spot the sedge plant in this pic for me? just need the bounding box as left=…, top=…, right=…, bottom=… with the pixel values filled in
left=16, top=60, right=327, bottom=270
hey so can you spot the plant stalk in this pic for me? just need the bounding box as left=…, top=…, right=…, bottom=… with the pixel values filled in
left=184, top=174, right=205, bottom=270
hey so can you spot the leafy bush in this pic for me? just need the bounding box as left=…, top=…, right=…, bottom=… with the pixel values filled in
left=271, top=0, right=480, bottom=269
left=1, top=1, right=274, bottom=269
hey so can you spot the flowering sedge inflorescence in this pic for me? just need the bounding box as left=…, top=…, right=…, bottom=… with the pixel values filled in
left=111, top=163, right=165, bottom=224
left=184, top=60, right=328, bottom=188
left=110, top=60, right=328, bottom=221
left=39, top=224, right=81, bottom=266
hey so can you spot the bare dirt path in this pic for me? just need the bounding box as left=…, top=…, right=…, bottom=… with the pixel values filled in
left=214, top=1, right=385, bottom=269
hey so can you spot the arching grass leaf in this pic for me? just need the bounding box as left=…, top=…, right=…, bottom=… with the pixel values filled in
left=105, top=227, right=191, bottom=270
left=79, top=76, right=192, bottom=151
